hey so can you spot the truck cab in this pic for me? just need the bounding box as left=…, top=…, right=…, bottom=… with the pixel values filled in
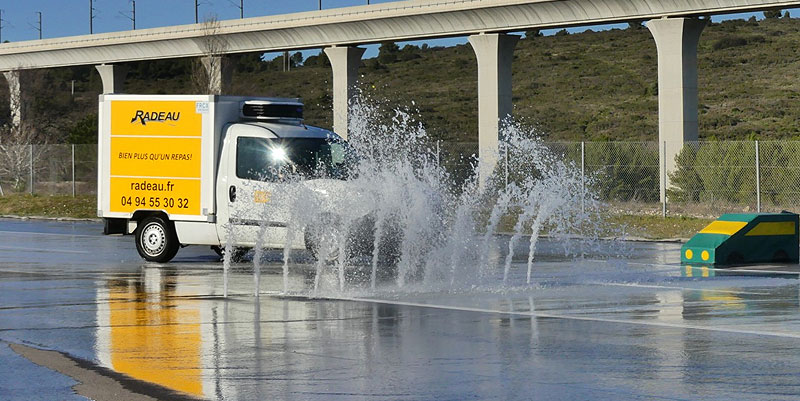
left=216, top=119, right=354, bottom=251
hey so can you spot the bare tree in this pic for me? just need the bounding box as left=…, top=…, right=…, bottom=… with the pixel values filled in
left=191, top=15, right=231, bottom=94
left=0, top=69, right=48, bottom=194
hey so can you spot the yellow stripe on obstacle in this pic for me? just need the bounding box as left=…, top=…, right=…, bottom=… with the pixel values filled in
left=699, top=221, right=748, bottom=236
left=745, top=222, right=796, bottom=236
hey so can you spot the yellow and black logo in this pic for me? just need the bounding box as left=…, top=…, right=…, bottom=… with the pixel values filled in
left=130, top=110, right=181, bottom=126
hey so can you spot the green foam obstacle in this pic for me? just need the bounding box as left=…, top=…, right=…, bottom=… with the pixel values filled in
left=681, top=212, right=799, bottom=265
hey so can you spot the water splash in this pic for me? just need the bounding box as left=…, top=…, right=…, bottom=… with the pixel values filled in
left=222, top=96, right=619, bottom=296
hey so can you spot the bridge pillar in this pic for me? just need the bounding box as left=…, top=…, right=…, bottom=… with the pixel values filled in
left=647, top=18, right=706, bottom=202
left=200, top=56, right=232, bottom=95
left=324, top=46, right=365, bottom=139
left=468, top=33, right=519, bottom=188
left=95, top=64, right=128, bottom=94
left=2, top=71, right=21, bottom=127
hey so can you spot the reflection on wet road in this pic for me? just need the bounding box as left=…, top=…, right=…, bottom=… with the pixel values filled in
left=99, top=274, right=203, bottom=396
left=3, top=218, right=800, bottom=400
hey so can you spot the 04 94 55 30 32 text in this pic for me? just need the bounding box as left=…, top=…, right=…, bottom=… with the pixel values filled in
left=120, top=196, right=189, bottom=209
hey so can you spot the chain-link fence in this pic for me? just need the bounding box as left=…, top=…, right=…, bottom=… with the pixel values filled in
left=2, top=141, right=798, bottom=218
left=436, top=140, right=800, bottom=218
left=0, top=144, right=97, bottom=196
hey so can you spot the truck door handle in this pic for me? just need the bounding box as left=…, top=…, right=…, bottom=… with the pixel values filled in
left=229, top=185, right=236, bottom=202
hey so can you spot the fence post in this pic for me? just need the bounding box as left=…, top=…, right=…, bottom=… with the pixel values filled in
left=72, top=144, right=76, bottom=197
left=661, top=141, right=667, bottom=218
left=29, top=144, right=33, bottom=195
left=755, top=140, right=761, bottom=213
left=581, top=141, right=585, bottom=215
left=504, top=143, right=509, bottom=188
left=435, top=140, right=440, bottom=168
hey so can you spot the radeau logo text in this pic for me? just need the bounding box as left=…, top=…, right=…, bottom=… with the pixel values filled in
left=130, top=110, right=181, bottom=126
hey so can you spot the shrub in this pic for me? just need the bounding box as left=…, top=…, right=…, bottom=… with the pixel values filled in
left=713, top=35, right=748, bottom=51
left=668, top=142, right=756, bottom=204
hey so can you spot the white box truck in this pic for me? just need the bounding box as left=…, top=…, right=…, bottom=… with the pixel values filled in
left=98, top=94, right=357, bottom=262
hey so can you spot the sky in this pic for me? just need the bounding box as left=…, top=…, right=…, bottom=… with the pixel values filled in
left=0, top=0, right=398, bottom=41
left=0, top=1, right=796, bottom=59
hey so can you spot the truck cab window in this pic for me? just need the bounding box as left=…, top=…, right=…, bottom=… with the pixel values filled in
left=236, top=136, right=355, bottom=182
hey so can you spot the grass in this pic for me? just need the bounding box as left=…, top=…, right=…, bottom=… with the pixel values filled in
left=608, top=214, right=712, bottom=240
left=0, top=194, right=97, bottom=219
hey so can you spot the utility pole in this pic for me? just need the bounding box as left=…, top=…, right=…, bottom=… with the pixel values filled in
left=319, top=0, right=322, bottom=10
left=89, top=0, right=95, bottom=34
left=195, top=0, right=199, bottom=24
left=0, top=10, right=4, bottom=44
left=230, top=0, right=243, bottom=19
left=121, top=1, right=136, bottom=30
left=35, top=12, right=42, bottom=40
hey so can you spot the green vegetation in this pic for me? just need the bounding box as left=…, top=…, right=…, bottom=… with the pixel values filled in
left=0, top=15, right=796, bottom=238
left=608, top=214, right=712, bottom=240
left=669, top=140, right=800, bottom=207
left=1, top=16, right=799, bottom=144
left=0, top=194, right=97, bottom=219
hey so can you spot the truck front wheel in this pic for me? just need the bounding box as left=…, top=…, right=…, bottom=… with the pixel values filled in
left=135, top=216, right=180, bottom=263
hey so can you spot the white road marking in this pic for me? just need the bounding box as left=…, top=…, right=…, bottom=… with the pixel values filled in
left=0, top=230, right=99, bottom=239
left=625, top=261, right=800, bottom=277
left=623, top=262, right=679, bottom=268
left=0, top=246, right=90, bottom=254
left=331, top=296, right=800, bottom=339
left=594, top=282, right=772, bottom=296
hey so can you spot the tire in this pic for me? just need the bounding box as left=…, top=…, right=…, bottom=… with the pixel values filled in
left=304, top=213, right=341, bottom=262
left=135, top=216, right=180, bottom=263
left=304, top=231, right=339, bottom=262
left=211, top=245, right=250, bottom=262
left=305, top=215, right=402, bottom=266
left=231, top=247, right=250, bottom=262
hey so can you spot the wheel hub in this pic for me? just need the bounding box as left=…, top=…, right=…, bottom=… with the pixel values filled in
left=141, top=223, right=166, bottom=256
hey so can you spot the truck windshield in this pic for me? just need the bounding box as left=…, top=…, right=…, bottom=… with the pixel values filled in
left=236, top=136, right=356, bottom=182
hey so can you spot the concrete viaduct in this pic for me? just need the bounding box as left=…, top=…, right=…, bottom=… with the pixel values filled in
left=1, top=0, right=799, bottom=194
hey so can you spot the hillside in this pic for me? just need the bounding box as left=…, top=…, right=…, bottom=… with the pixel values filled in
left=2, top=15, right=799, bottom=144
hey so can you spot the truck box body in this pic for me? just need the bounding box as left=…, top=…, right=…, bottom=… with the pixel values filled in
left=98, top=95, right=244, bottom=225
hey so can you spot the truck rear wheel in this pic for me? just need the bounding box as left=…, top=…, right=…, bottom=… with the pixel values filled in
left=211, top=245, right=250, bottom=262
left=135, top=216, right=180, bottom=263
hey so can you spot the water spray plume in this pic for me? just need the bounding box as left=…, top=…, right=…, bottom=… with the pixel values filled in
left=222, top=94, right=623, bottom=296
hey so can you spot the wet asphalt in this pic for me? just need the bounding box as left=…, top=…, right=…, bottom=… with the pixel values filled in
left=2, top=218, right=800, bottom=400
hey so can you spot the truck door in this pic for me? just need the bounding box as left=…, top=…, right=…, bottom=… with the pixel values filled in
left=218, top=129, right=291, bottom=249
